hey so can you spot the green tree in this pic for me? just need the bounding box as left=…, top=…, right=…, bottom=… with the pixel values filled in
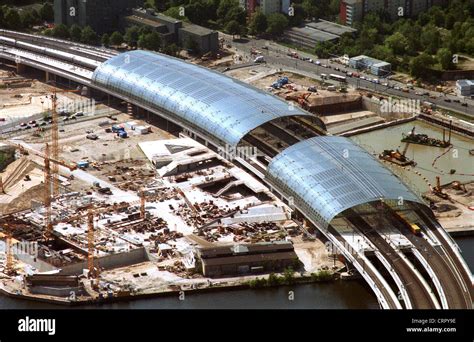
left=358, top=27, right=379, bottom=52
left=329, top=0, right=341, bottom=15
left=52, top=23, right=70, bottom=39
left=385, top=31, right=409, bottom=55
left=418, top=12, right=430, bottom=26
left=444, top=13, right=456, bottom=30
left=266, top=13, right=288, bottom=36
left=162, top=43, right=179, bottom=56
left=248, top=11, right=267, bottom=36
left=225, top=5, right=246, bottom=25
left=429, top=7, right=445, bottom=27
left=267, top=273, right=280, bottom=286
left=109, top=31, right=124, bottom=46
left=69, top=24, right=82, bottom=41
left=410, top=53, right=434, bottom=78
left=101, top=33, right=110, bottom=47
left=81, top=26, right=98, bottom=45
left=163, top=6, right=186, bottom=20
left=138, top=31, right=162, bottom=51
left=314, top=40, right=334, bottom=59
left=225, top=20, right=241, bottom=39
left=20, top=10, right=36, bottom=28
left=437, top=48, right=454, bottom=70
left=283, top=268, right=295, bottom=285
left=0, top=6, right=4, bottom=27
left=5, top=8, right=21, bottom=30
left=217, top=0, right=239, bottom=20
left=186, top=1, right=214, bottom=26
left=124, top=26, right=140, bottom=47
left=420, top=25, right=440, bottom=54
left=302, top=0, right=321, bottom=19
left=39, top=2, right=54, bottom=21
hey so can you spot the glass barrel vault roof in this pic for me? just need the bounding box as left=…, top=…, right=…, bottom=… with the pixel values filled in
left=92, top=50, right=311, bottom=146
left=266, top=136, right=424, bottom=228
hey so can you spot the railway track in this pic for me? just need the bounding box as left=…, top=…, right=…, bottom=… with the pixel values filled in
left=327, top=224, right=401, bottom=309
left=384, top=205, right=472, bottom=309
left=345, top=211, right=437, bottom=309
left=0, top=29, right=116, bottom=62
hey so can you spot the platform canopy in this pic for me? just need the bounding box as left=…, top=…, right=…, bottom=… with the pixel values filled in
left=266, top=136, right=424, bottom=228
left=92, top=50, right=311, bottom=147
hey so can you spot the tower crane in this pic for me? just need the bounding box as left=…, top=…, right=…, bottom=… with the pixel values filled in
left=51, top=191, right=150, bottom=278
left=1, top=217, right=27, bottom=276
left=3, top=223, right=14, bottom=275
left=49, top=88, right=81, bottom=196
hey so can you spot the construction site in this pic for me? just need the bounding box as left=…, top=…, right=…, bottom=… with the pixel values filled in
left=0, top=69, right=341, bottom=305
left=225, top=66, right=415, bottom=136
left=0, top=29, right=472, bottom=310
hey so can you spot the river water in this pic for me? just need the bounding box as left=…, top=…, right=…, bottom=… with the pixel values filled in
left=351, top=120, right=474, bottom=194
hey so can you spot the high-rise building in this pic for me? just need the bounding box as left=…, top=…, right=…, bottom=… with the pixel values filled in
left=340, top=0, right=448, bottom=26
left=54, top=0, right=144, bottom=33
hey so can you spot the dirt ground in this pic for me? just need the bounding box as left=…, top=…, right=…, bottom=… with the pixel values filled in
left=425, top=181, right=474, bottom=231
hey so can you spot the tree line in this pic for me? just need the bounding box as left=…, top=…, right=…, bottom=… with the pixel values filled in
left=148, top=0, right=340, bottom=37
left=314, top=0, right=474, bottom=80
left=0, top=2, right=54, bottom=30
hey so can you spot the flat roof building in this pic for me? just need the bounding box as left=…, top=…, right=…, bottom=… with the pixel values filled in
left=126, top=9, right=218, bottom=54
left=456, top=80, right=474, bottom=97
left=198, top=241, right=299, bottom=277
left=349, top=55, right=391, bottom=76
left=284, top=19, right=356, bottom=49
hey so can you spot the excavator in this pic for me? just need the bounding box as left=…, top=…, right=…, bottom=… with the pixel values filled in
left=378, top=141, right=416, bottom=166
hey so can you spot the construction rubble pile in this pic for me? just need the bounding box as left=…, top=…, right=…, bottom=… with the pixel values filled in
left=196, top=221, right=287, bottom=243
left=174, top=200, right=236, bottom=228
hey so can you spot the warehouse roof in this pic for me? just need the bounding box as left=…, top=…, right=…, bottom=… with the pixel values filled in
left=266, top=136, right=424, bottom=228
left=199, top=241, right=294, bottom=259
left=92, top=50, right=311, bottom=146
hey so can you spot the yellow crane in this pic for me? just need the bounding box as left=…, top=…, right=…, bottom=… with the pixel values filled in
left=50, top=88, right=81, bottom=196
left=1, top=217, right=27, bottom=276
left=51, top=191, right=150, bottom=278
